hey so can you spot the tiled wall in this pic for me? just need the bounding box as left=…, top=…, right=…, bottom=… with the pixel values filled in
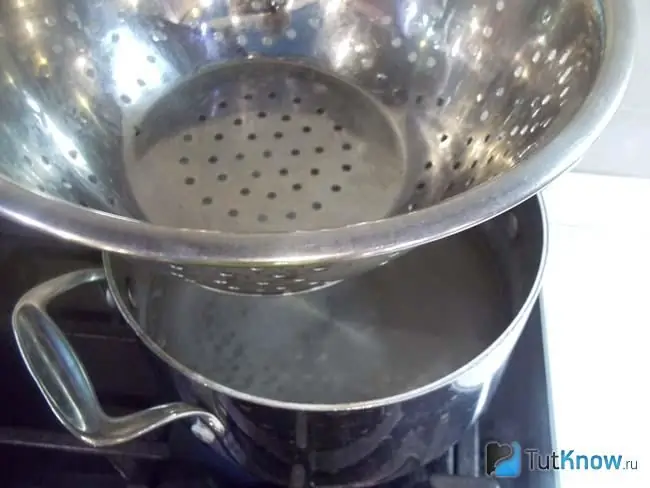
left=576, top=0, right=649, bottom=178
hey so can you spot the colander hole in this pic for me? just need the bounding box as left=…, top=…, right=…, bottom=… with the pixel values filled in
left=312, top=202, right=322, bottom=210
left=107, top=196, right=115, bottom=206
left=315, top=146, right=324, bottom=154
left=219, top=101, right=228, bottom=109
left=436, top=97, right=446, bottom=107
left=237, top=35, right=248, bottom=46
left=88, top=174, right=97, bottom=184
left=185, top=177, right=195, bottom=185
left=244, top=94, right=253, bottom=100
left=198, top=114, right=207, bottom=122
left=286, top=211, right=297, bottom=220
left=41, top=156, right=50, bottom=165
left=293, top=97, right=301, bottom=104
left=214, top=133, right=224, bottom=141
left=279, top=168, right=289, bottom=176
left=484, top=134, right=491, bottom=142
left=415, top=95, right=424, bottom=105
left=241, top=188, right=250, bottom=196
left=391, top=37, right=402, bottom=48
left=316, top=107, right=325, bottom=115
left=134, top=127, right=141, bottom=136
left=37, top=184, right=45, bottom=192
left=257, top=111, right=267, bottom=119
left=274, top=132, right=283, bottom=139
left=208, top=155, right=218, bottom=163
left=342, top=164, right=351, bottom=172
left=480, top=110, right=489, bottom=121
left=453, top=161, right=461, bottom=170
left=235, top=153, right=245, bottom=160
left=331, top=184, right=341, bottom=192
left=263, top=150, right=272, bottom=158
left=425, top=161, right=433, bottom=169
left=407, top=52, right=417, bottom=63
left=146, top=55, right=156, bottom=63
left=303, top=126, right=311, bottom=133
left=267, top=192, right=277, bottom=199
left=496, top=0, right=505, bottom=11
left=333, top=124, right=343, bottom=131
left=440, top=134, right=448, bottom=142
left=85, top=68, right=95, bottom=78
left=559, top=51, right=570, bottom=65
left=202, top=197, right=213, bottom=205
left=111, top=33, right=119, bottom=43
left=282, top=115, right=291, bottom=122
left=252, top=170, right=261, bottom=178
left=120, top=95, right=131, bottom=104
left=228, top=209, right=239, bottom=217
left=471, top=160, right=479, bottom=169
left=179, top=156, right=189, bottom=165
left=310, top=168, right=320, bottom=176
left=68, top=150, right=78, bottom=159
left=496, top=87, right=505, bottom=97
left=137, top=79, right=146, bottom=87
left=258, top=214, right=268, bottom=222
left=416, top=182, right=426, bottom=190
left=291, top=149, right=300, bottom=156
left=218, top=173, right=228, bottom=181
left=292, top=183, right=302, bottom=191
left=342, top=143, right=352, bottom=151
left=234, top=118, right=242, bottom=126
left=268, top=92, right=277, bottom=99
left=286, top=28, right=297, bottom=39
left=467, top=137, right=473, bottom=145
left=183, top=134, right=192, bottom=142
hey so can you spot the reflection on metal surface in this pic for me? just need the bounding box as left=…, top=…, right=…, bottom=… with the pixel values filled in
left=0, top=0, right=633, bottom=294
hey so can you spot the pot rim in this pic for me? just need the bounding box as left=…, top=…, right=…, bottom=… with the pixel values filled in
left=103, top=195, right=549, bottom=412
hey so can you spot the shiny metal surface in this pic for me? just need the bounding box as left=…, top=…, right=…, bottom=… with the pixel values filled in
left=11, top=267, right=226, bottom=447
left=12, top=195, right=546, bottom=486
left=0, top=0, right=633, bottom=294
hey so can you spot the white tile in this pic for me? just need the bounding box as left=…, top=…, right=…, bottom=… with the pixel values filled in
left=575, top=107, right=650, bottom=178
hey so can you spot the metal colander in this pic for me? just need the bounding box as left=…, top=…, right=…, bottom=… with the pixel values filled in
left=0, top=0, right=634, bottom=294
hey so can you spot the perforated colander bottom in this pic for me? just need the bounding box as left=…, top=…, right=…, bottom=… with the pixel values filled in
left=125, top=59, right=408, bottom=233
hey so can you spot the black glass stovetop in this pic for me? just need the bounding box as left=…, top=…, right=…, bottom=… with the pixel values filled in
left=0, top=219, right=558, bottom=488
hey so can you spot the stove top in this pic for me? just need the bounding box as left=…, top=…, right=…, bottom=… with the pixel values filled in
left=0, top=220, right=557, bottom=488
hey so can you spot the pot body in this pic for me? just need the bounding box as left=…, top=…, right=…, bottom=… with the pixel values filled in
left=11, top=195, right=546, bottom=487
left=173, top=327, right=520, bottom=487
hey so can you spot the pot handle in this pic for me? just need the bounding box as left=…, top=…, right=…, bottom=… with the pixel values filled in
left=12, top=268, right=224, bottom=447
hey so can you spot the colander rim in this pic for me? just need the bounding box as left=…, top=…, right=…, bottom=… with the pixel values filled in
left=0, top=0, right=635, bottom=265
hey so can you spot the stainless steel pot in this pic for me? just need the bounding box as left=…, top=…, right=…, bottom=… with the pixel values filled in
left=12, top=195, right=546, bottom=487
